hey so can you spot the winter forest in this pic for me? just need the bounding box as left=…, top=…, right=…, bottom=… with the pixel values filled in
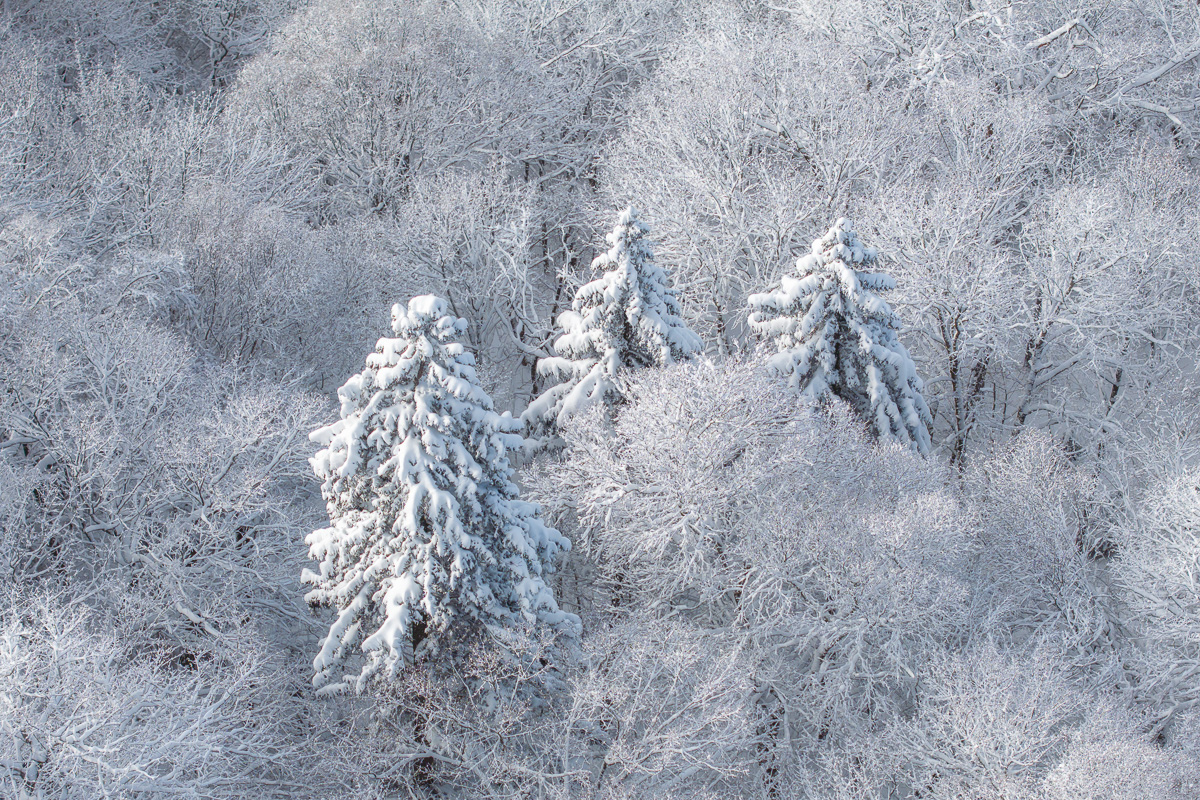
left=4, top=0, right=1200, bottom=797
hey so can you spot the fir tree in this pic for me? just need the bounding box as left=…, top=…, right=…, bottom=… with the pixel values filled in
left=305, top=296, right=579, bottom=694
left=523, top=207, right=702, bottom=443
left=748, top=218, right=933, bottom=454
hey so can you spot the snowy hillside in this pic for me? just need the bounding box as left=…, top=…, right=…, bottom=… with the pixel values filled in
left=1, top=2, right=1200, bottom=797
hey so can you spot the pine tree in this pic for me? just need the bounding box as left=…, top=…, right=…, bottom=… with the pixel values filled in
left=305, top=295, right=579, bottom=694
left=748, top=218, right=933, bottom=454
left=522, top=207, right=702, bottom=443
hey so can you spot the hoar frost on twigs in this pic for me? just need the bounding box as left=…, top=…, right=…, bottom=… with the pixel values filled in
left=749, top=218, right=932, bottom=454
left=306, top=295, right=579, bottom=694
left=0, top=596, right=301, bottom=798
left=803, top=645, right=1200, bottom=800
left=1113, top=468, right=1200, bottom=733
left=523, top=207, right=701, bottom=445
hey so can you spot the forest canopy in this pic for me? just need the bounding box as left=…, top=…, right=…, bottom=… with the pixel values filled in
left=1, top=1, right=1199, bottom=798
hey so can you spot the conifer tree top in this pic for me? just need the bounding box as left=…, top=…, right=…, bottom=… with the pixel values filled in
left=816, top=217, right=877, bottom=265
left=794, top=217, right=892, bottom=293
left=397, top=294, right=461, bottom=337
left=594, top=206, right=653, bottom=271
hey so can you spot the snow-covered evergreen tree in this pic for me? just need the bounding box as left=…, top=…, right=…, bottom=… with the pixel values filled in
left=523, top=207, right=702, bottom=442
left=748, top=218, right=933, bottom=454
left=305, top=295, right=579, bottom=694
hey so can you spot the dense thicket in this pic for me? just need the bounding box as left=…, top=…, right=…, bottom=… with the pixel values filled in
left=1, top=1, right=1199, bottom=797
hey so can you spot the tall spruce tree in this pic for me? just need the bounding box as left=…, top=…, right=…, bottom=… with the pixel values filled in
left=748, top=218, right=933, bottom=454
left=305, top=296, right=579, bottom=694
left=523, top=207, right=702, bottom=443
